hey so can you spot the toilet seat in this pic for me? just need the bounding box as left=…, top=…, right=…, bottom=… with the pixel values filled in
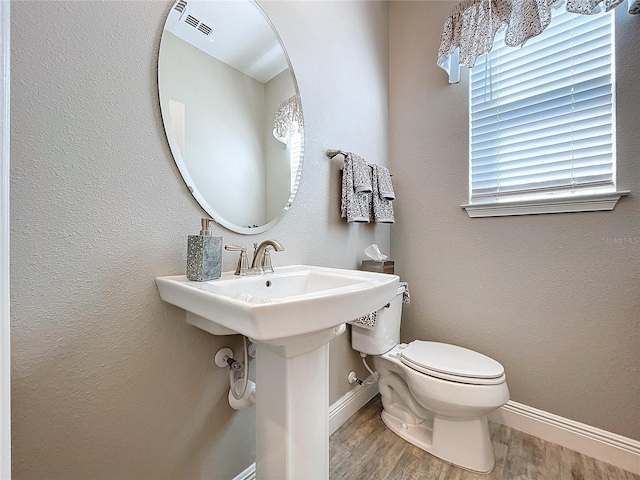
left=400, top=341, right=506, bottom=386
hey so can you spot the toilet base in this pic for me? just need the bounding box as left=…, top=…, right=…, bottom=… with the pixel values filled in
left=381, top=410, right=495, bottom=474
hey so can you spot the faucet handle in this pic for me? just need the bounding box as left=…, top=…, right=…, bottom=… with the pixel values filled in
left=224, top=245, right=249, bottom=276
left=261, top=248, right=274, bottom=274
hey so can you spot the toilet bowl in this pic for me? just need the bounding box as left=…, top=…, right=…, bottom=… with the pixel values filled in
left=351, top=285, right=509, bottom=473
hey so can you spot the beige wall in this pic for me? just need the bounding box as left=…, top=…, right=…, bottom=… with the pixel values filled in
left=10, top=1, right=389, bottom=478
left=160, top=31, right=267, bottom=227
left=389, top=1, right=639, bottom=440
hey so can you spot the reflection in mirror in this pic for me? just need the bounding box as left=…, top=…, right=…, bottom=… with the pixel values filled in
left=158, top=0, right=304, bottom=234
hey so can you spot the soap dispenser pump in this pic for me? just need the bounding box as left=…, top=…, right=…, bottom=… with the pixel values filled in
left=186, top=218, right=222, bottom=281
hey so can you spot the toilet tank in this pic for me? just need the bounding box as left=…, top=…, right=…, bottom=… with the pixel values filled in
left=351, top=284, right=405, bottom=355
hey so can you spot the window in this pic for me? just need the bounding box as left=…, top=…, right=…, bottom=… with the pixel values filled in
left=464, top=6, right=627, bottom=217
left=289, top=131, right=303, bottom=192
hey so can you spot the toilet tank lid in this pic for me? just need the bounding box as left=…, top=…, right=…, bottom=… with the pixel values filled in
left=401, top=341, right=504, bottom=379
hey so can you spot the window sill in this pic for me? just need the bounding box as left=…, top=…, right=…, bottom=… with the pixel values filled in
left=461, top=191, right=630, bottom=218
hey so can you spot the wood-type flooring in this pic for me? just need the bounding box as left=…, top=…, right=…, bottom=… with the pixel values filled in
left=329, top=396, right=639, bottom=480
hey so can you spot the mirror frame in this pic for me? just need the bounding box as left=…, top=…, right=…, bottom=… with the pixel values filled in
left=158, top=0, right=304, bottom=235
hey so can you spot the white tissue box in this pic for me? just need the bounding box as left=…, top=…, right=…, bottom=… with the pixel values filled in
left=362, top=260, right=394, bottom=274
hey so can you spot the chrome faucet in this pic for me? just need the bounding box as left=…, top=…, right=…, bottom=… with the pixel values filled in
left=250, top=240, right=284, bottom=274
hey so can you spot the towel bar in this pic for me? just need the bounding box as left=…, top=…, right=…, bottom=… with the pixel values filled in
left=326, top=149, right=348, bottom=159
left=326, top=149, right=393, bottom=176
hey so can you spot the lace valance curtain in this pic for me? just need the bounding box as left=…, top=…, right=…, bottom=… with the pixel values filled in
left=273, top=94, right=304, bottom=143
left=437, top=0, right=630, bottom=84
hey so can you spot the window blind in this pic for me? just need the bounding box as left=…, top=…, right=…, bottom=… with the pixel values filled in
left=289, top=132, right=303, bottom=192
left=469, top=7, right=615, bottom=203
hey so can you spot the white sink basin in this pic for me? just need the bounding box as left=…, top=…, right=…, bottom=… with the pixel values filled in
left=156, top=264, right=399, bottom=479
left=156, top=265, right=398, bottom=342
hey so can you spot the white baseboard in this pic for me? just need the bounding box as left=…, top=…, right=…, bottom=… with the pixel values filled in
left=232, top=376, right=378, bottom=480
left=329, top=375, right=379, bottom=435
left=490, top=401, right=640, bottom=475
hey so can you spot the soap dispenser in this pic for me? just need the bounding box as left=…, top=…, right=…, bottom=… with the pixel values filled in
left=186, top=218, right=222, bottom=281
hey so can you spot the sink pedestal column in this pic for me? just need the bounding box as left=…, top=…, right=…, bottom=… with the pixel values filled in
left=255, top=327, right=341, bottom=479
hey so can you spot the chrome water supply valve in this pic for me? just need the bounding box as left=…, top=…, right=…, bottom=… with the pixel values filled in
left=214, top=340, right=255, bottom=410
left=214, top=347, right=235, bottom=368
left=226, top=357, right=243, bottom=371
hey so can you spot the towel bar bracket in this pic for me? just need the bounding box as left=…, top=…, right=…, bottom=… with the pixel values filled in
left=326, top=149, right=347, bottom=159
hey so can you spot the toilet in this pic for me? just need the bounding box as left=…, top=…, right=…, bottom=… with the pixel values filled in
left=351, top=284, right=509, bottom=473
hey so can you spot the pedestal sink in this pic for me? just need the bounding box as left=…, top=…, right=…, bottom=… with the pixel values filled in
left=156, top=265, right=399, bottom=479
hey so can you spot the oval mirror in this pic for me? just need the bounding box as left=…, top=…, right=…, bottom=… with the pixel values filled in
left=158, top=0, right=304, bottom=234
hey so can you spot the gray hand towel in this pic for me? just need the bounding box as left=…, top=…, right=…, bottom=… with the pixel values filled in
left=353, top=155, right=372, bottom=193
left=400, top=281, right=410, bottom=305
left=341, top=153, right=371, bottom=223
left=371, top=164, right=395, bottom=223
left=349, top=311, right=377, bottom=330
left=376, top=165, right=395, bottom=200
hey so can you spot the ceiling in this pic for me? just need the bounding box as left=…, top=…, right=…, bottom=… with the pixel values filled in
left=164, top=0, right=290, bottom=84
